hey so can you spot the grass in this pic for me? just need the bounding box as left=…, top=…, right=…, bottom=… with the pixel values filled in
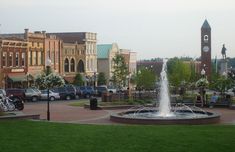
left=69, top=99, right=89, bottom=107
left=0, top=120, right=235, bottom=152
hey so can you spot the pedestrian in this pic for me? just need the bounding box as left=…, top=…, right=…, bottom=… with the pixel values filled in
left=209, top=92, right=218, bottom=108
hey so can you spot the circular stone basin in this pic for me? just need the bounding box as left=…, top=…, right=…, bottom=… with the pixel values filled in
left=110, top=110, right=220, bottom=125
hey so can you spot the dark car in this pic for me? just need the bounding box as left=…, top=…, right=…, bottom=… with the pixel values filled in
left=95, top=86, right=108, bottom=97
left=80, top=86, right=95, bottom=98
left=52, top=85, right=76, bottom=100
left=25, top=88, right=41, bottom=102
left=5, top=88, right=26, bottom=101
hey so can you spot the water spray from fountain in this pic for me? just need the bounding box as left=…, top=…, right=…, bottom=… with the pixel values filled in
left=157, top=59, right=174, bottom=117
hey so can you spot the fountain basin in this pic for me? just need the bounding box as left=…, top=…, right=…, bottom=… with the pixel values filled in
left=110, top=110, right=220, bottom=125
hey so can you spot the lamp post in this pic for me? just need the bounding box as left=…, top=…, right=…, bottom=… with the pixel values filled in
left=26, top=72, right=29, bottom=88
left=46, top=57, right=52, bottom=121
left=200, top=68, right=206, bottom=107
left=201, top=68, right=205, bottom=77
left=127, top=73, right=131, bottom=99
left=93, top=71, right=97, bottom=88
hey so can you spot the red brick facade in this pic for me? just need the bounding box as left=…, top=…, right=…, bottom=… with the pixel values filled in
left=0, top=38, right=28, bottom=88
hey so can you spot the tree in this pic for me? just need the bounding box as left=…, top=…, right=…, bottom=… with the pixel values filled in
left=97, top=72, right=106, bottom=85
left=135, top=68, right=156, bottom=90
left=74, top=73, right=84, bottom=86
left=167, top=58, right=191, bottom=88
left=111, top=54, right=128, bottom=89
left=212, top=75, right=234, bottom=96
left=35, top=69, right=65, bottom=89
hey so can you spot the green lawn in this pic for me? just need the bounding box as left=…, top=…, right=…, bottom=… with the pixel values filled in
left=0, top=120, right=235, bottom=152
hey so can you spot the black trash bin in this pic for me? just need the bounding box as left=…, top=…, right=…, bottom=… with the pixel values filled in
left=90, top=98, right=98, bottom=110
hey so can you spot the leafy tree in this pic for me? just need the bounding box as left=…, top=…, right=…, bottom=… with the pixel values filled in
left=167, top=58, right=191, bottom=88
left=97, top=72, right=106, bottom=85
left=74, top=73, right=84, bottom=86
left=135, top=68, right=156, bottom=90
left=211, top=75, right=234, bottom=96
left=111, top=54, right=128, bottom=89
left=35, top=68, right=65, bottom=89
left=195, top=78, right=209, bottom=88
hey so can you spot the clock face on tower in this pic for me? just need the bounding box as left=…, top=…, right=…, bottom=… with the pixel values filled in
left=203, top=46, right=209, bottom=52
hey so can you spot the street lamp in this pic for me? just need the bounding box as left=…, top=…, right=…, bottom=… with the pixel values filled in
left=26, top=72, right=30, bottom=88
left=201, top=69, right=205, bottom=77
left=93, top=71, right=97, bottom=88
left=46, top=57, right=52, bottom=121
left=127, top=73, right=131, bottom=99
left=200, top=68, right=206, bottom=107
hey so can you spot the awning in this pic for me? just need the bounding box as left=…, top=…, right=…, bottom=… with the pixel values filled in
left=8, top=73, right=29, bottom=82
left=64, top=76, right=75, bottom=83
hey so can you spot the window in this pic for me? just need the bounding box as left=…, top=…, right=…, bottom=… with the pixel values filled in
left=64, top=58, right=69, bottom=72
left=77, top=60, right=84, bottom=73
left=36, top=51, right=38, bottom=65
left=55, top=52, right=58, bottom=63
left=70, top=58, right=75, bottom=72
left=33, top=51, right=36, bottom=65
left=47, top=50, right=50, bottom=59
left=38, top=52, right=41, bottom=65
left=15, top=53, right=19, bottom=66
left=52, top=51, right=55, bottom=63
left=29, top=48, right=32, bottom=65
left=9, top=53, right=13, bottom=67
left=40, top=49, right=44, bottom=65
left=2, top=52, right=6, bottom=67
left=21, top=53, right=25, bottom=66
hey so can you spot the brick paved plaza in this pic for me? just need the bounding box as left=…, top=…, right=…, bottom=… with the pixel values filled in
left=22, top=100, right=235, bottom=125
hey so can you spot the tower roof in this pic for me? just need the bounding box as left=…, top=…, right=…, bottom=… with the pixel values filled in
left=97, top=44, right=113, bottom=59
left=201, top=19, right=211, bottom=29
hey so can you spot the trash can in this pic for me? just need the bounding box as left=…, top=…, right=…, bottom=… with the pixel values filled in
left=90, top=98, right=98, bottom=110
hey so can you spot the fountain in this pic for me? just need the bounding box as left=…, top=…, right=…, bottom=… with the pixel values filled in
left=110, top=59, right=220, bottom=125
left=157, top=59, right=173, bottom=117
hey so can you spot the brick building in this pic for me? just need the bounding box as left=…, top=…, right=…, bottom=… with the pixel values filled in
left=49, top=32, right=97, bottom=85
left=120, top=49, right=137, bottom=75
left=0, top=29, right=63, bottom=88
left=45, top=34, right=62, bottom=74
left=0, top=38, right=28, bottom=88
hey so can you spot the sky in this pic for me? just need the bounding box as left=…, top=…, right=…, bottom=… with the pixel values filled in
left=0, top=0, right=235, bottom=59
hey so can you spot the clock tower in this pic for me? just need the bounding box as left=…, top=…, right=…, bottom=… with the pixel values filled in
left=201, top=19, right=211, bottom=79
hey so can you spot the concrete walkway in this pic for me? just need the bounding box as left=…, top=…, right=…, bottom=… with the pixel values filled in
left=23, top=101, right=235, bottom=125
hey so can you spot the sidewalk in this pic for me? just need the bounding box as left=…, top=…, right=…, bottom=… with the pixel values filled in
left=22, top=101, right=235, bottom=125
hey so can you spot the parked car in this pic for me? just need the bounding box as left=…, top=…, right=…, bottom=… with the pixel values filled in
left=52, top=86, right=76, bottom=100
left=95, top=86, right=108, bottom=97
left=80, top=86, right=95, bottom=98
left=107, top=86, right=117, bottom=93
left=5, top=88, right=26, bottom=102
left=40, top=90, right=60, bottom=101
left=25, top=88, right=41, bottom=102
